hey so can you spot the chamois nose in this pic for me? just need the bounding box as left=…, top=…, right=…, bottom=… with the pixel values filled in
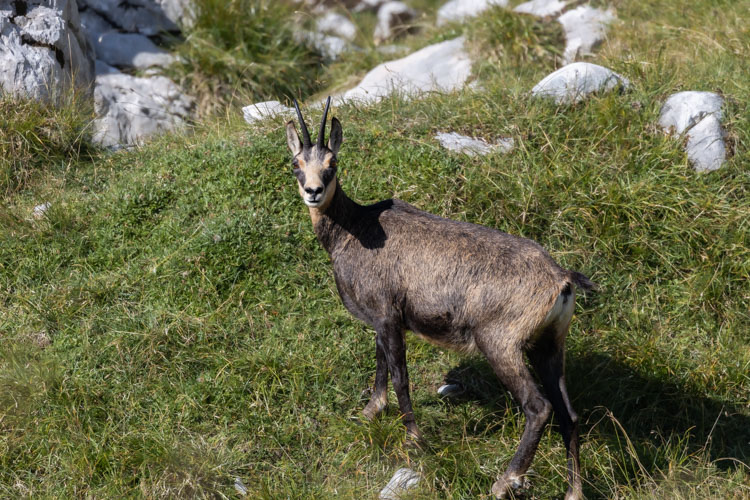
left=305, top=186, right=323, bottom=196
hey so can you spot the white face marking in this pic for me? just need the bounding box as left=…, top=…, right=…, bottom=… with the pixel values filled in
left=294, top=147, right=336, bottom=209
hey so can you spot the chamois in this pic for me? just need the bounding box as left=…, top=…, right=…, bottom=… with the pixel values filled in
left=285, top=97, right=596, bottom=500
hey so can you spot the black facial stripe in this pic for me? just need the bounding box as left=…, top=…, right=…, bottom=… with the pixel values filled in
left=293, top=168, right=306, bottom=185
left=321, top=167, right=336, bottom=186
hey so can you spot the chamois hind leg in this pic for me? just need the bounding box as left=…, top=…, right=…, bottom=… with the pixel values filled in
left=528, top=326, right=582, bottom=500
left=363, top=340, right=389, bottom=420
left=375, top=320, right=422, bottom=443
left=476, top=335, right=552, bottom=499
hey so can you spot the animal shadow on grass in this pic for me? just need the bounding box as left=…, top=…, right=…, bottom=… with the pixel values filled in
left=433, top=352, right=749, bottom=492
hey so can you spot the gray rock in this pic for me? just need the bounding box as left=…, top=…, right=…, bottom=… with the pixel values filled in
left=93, top=64, right=194, bottom=147
left=658, top=91, right=726, bottom=172
left=380, top=468, right=421, bottom=500
left=342, top=36, right=471, bottom=104
left=33, top=202, right=51, bottom=218
left=436, top=0, right=508, bottom=26
left=242, top=100, right=294, bottom=124
left=437, top=383, right=465, bottom=398
left=78, top=0, right=178, bottom=36
left=78, top=7, right=114, bottom=44
left=376, top=44, right=408, bottom=56
left=296, top=30, right=352, bottom=61
left=157, top=0, right=194, bottom=29
left=233, top=477, right=248, bottom=496
left=436, top=132, right=514, bottom=156
left=513, top=0, right=567, bottom=17
left=557, top=5, right=614, bottom=63
left=531, top=62, right=628, bottom=104
left=0, top=1, right=95, bottom=101
left=94, top=32, right=175, bottom=69
left=374, top=1, right=417, bottom=44
left=316, top=11, right=357, bottom=41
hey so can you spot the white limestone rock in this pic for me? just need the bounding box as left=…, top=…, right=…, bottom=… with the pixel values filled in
left=436, top=0, right=508, bottom=26
left=0, top=0, right=95, bottom=101
left=157, top=0, right=195, bottom=29
left=513, top=0, right=567, bottom=17
left=233, top=477, right=248, bottom=496
left=437, top=383, right=465, bottom=398
left=374, top=2, right=417, bottom=43
left=436, top=132, right=514, bottom=156
left=353, top=0, right=390, bottom=13
left=242, top=101, right=294, bottom=124
left=380, top=468, right=421, bottom=500
left=532, top=62, right=628, bottom=104
left=296, top=30, right=352, bottom=61
left=78, top=0, right=178, bottom=36
left=93, top=62, right=194, bottom=148
left=342, top=37, right=471, bottom=104
left=316, top=11, right=357, bottom=41
left=94, top=32, right=175, bottom=69
left=558, top=5, right=614, bottom=63
left=658, top=91, right=726, bottom=172
left=33, top=202, right=51, bottom=219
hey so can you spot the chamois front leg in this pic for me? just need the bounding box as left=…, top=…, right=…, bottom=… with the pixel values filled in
left=362, top=340, right=389, bottom=420
left=375, top=321, right=422, bottom=444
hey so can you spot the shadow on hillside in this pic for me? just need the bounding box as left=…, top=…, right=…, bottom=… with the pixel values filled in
left=437, top=352, right=749, bottom=476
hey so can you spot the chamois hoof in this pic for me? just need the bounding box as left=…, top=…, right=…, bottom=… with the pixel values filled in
left=564, top=487, right=584, bottom=500
left=404, top=428, right=426, bottom=450
left=362, top=400, right=387, bottom=421
left=491, top=474, right=529, bottom=499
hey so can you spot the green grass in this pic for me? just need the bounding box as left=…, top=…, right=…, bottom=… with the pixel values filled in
left=171, top=0, right=325, bottom=115
left=0, top=92, right=96, bottom=197
left=1, top=1, right=749, bottom=498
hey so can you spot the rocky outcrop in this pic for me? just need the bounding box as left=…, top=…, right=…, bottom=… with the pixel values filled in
left=75, top=0, right=194, bottom=147
left=0, top=0, right=95, bottom=101
left=532, top=62, right=628, bottom=104
left=93, top=61, right=194, bottom=148
left=658, top=91, right=726, bottom=172
left=94, top=32, right=175, bottom=70
left=342, top=36, right=471, bottom=103
left=436, top=0, right=508, bottom=26
left=77, top=0, right=178, bottom=36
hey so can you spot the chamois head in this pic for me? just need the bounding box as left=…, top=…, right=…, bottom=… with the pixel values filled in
left=286, top=97, right=343, bottom=209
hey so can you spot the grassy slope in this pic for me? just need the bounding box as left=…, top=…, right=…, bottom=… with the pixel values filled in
left=1, top=1, right=749, bottom=498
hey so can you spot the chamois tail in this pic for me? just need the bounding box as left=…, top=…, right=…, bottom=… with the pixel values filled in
left=569, top=270, right=599, bottom=294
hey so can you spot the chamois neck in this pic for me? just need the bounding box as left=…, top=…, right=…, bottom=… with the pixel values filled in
left=309, top=181, right=362, bottom=254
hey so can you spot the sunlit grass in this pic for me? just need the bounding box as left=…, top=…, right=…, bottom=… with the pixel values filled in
left=1, top=1, right=749, bottom=498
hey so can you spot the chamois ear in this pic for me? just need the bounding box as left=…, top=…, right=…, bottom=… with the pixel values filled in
left=286, top=120, right=302, bottom=156
left=328, top=117, right=343, bottom=155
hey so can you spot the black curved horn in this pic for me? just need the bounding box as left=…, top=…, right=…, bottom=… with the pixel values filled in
left=293, top=99, right=312, bottom=147
left=317, top=96, right=331, bottom=149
